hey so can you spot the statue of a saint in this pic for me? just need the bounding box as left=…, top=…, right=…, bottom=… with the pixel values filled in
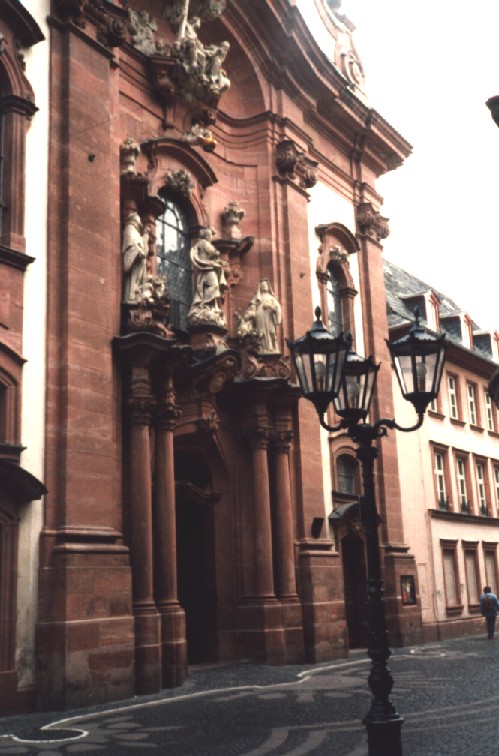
left=188, top=228, right=227, bottom=324
left=122, top=211, right=151, bottom=303
left=238, top=279, right=282, bottom=353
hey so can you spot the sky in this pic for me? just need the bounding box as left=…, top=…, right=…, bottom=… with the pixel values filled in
left=338, top=0, right=499, bottom=333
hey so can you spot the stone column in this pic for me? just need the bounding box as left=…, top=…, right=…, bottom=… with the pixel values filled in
left=238, top=421, right=285, bottom=664
left=271, top=427, right=304, bottom=663
left=128, top=362, right=161, bottom=694
left=271, top=430, right=298, bottom=601
left=154, top=376, right=187, bottom=688
left=250, top=427, right=276, bottom=600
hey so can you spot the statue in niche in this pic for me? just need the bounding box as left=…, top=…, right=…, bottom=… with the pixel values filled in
left=237, top=280, right=282, bottom=354
left=122, top=210, right=151, bottom=303
left=187, top=228, right=228, bottom=327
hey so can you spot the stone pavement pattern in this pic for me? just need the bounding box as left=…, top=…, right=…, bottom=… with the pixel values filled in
left=1, top=636, right=499, bottom=755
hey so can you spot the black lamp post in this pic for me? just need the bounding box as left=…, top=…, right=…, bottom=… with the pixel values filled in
left=288, top=307, right=447, bottom=756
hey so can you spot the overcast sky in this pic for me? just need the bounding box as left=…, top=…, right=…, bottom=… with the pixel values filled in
left=339, top=0, right=499, bottom=333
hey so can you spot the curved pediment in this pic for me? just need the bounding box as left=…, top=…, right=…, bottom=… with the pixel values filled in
left=141, top=137, right=218, bottom=190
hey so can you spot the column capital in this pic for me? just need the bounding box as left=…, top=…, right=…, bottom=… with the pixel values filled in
left=246, top=426, right=270, bottom=450
left=128, top=395, right=156, bottom=426
left=156, top=399, right=182, bottom=431
left=271, top=429, right=293, bottom=453
left=356, top=202, right=390, bottom=242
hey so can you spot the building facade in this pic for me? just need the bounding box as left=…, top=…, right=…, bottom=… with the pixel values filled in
left=386, top=259, right=499, bottom=641
left=1, top=0, right=427, bottom=714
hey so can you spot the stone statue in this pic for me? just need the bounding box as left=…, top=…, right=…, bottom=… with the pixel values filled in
left=204, top=41, right=230, bottom=93
left=175, top=16, right=206, bottom=74
left=187, top=228, right=227, bottom=326
left=122, top=211, right=151, bottom=303
left=238, top=279, right=282, bottom=353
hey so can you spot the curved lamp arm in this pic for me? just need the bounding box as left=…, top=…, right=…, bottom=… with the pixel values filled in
left=374, top=412, right=425, bottom=436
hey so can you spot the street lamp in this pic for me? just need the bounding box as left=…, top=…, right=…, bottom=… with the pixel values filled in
left=288, top=307, right=447, bottom=756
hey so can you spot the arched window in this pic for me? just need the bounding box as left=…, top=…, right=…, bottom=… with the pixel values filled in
left=336, top=454, right=358, bottom=496
left=327, top=266, right=343, bottom=336
left=156, top=199, right=192, bottom=331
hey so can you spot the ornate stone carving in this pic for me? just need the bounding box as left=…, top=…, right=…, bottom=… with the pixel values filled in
left=222, top=201, right=245, bottom=241
left=236, top=280, right=282, bottom=354
left=120, top=137, right=140, bottom=175
left=182, top=122, right=217, bottom=152
left=197, top=410, right=220, bottom=435
left=129, top=9, right=169, bottom=56
left=296, top=154, right=318, bottom=189
left=356, top=202, right=390, bottom=242
left=156, top=394, right=182, bottom=431
left=243, top=353, right=291, bottom=381
left=191, top=352, right=240, bottom=395
left=163, top=168, right=194, bottom=198
left=246, top=426, right=270, bottom=451
left=275, top=140, right=318, bottom=189
left=275, top=140, right=299, bottom=178
left=329, top=245, right=349, bottom=264
left=128, top=395, right=156, bottom=426
left=164, top=1, right=227, bottom=31
left=187, top=228, right=228, bottom=328
left=271, top=429, right=293, bottom=453
left=171, top=21, right=230, bottom=107
left=55, top=0, right=128, bottom=45
left=148, top=56, right=177, bottom=106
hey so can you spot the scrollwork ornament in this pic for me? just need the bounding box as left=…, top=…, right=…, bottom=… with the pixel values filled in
left=356, top=202, right=390, bottom=242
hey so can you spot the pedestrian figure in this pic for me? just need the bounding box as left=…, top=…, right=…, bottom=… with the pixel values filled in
left=480, top=586, right=499, bottom=639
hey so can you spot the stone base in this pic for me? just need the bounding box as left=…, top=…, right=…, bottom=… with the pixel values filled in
left=238, top=599, right=286, bottom=664
left=159, top=602, right=188, bottom=688
left=281, top=599, right=305, bottom=663
left=134, top=607, right=162, bottom=694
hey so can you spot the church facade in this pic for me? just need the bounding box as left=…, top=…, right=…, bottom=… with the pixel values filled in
left=2, top=0, right=425, bottom=713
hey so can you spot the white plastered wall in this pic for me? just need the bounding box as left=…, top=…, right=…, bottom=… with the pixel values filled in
left=306, top=181, right=364, bottom=529
left=17, top=0, right=50, bottom=688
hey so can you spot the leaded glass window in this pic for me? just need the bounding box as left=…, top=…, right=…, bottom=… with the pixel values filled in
left=156, top=200, right=192, bottom=331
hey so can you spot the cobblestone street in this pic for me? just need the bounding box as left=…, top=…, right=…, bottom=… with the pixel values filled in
left=1, top=635, right=498, bottom=755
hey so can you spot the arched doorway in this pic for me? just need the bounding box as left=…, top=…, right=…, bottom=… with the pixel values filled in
left=341, top=532, right=368, bottom=648
left=175, top=450, right=219, bottom=664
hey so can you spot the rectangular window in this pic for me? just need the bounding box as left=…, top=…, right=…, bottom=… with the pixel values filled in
left=442, top=546, right=460, bottom=607
left=456, top=457, right=469, bottom=512
left=434, top=451, right=447, bottom=508
left=467, top=383, right=477, bottom=425
left=429, top=397, right=437, bottom=412
left=464, top=549, right=480, bottom=605
left=495, top=467, right=499, bottom=511
left=448, top=375, right=458, bottom=419
left=486, top=392, right=495, bottom=432
left=476, top=462, right=487, bottom=515
left=485, top=550, right=498, bottom=595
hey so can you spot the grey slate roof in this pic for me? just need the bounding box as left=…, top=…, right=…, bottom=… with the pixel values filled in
left=383, top=258, right=495, bottom=362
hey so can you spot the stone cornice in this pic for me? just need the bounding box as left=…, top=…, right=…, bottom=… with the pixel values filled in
left=0, top=245, right=35, bottom=271
left=0, top=1, right=45, bottom=48
left=222, top=1, right=411, bottom=176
